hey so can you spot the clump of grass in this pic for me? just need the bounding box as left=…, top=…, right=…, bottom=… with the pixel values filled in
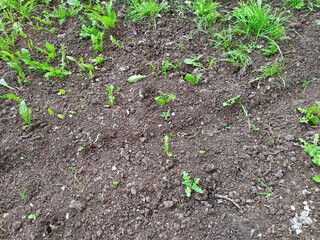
left=284, top=0, right=305, bottom=9
left=128, top=0, right=169, bottom=21
left=187, top=0, right=220, bottom=30
left=233, top=0, right=288, bottom=41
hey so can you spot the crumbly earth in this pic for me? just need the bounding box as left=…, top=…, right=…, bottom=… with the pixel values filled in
left=1, top=1, right=320, bottom=239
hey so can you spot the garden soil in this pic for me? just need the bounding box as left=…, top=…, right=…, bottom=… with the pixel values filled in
left=1, top=1, right=320, bottom=239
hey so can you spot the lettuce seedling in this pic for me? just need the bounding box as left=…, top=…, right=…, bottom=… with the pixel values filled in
left=184, top=55, right=203, bottom=68
left=108, top=85, right=115, bottom=106
left=182, top=171, right=203, bottom=197
left=160, top=108, right=171, bottom=120
left=155, top=91, right=176, bottom=106
left=19, top=100, right=31, bottom=129
left=185, top=73, right=203, bottom=85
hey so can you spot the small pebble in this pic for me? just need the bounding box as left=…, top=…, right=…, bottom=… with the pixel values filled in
left=291, top=205, right=296, bottom=211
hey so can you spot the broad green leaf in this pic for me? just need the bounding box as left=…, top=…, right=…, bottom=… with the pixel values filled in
left=0, top=78, right=13, bottom=89
left=101, top=16, right=114, bottom=28
left=48, top=108, right=54, bottom=115
left=60, top=89, right=66, bottom=95
left=128, top=75, right=148, bottom=82
left=58, top=114, right=65, bottom=119
left=313, top=175, right=320, bottom=182
left=19, top=100, right=31, bottom=124
left=185, top=74, right=195, bottom=84
left=28, top=214, right=36, bottom=219
left=21, top=48, right=31, bottom=60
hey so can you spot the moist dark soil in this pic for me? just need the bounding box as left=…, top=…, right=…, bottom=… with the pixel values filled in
left=1, top=1, right=320, bottom=239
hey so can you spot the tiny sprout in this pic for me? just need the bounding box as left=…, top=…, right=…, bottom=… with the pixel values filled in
left=59, top=89, right=66, bottom=95
left=21, top=189, right=28, bottom=202
left=113, top=181, right=120, bottom=185
left=77, top=146, right=85, bottom=151
left=58, top=114, right=65, bottom=119
left=48, top=108, right=54, bottom=115
left=28, top=214, right=37, bottom=219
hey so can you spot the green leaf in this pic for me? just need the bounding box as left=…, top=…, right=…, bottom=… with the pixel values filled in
left=185, top=74, right=196, bottom=84
left=0, top=94, right=23, bottom=102
left=77, top=146, right=85, bottom=151
left=28, top=214, right=37, bottom=219
left=69, top=111, right=76, bottom=114
left=58, top=114, right=65, bottom=119
left=60, top=89, right=66, bottom=95
left=0, top=78, right=13, bottom=89
left=223, top=95, right=241, bottom=106
left=128, top=75, right=148, bottom=82
left=19, top=100, right=31, bottom=125
left=101, top=16, right=115, bottom=28
left=199, top=150, right=206, bottom=154
left=48, top=108, right=54, bottom=115
left=315, top=20, right=320, bottom=26
left=185, top=186, right=191, bottom=197
left=313, top=175, right=320, bottom=182
left=309, top=116, right=319, bottom=125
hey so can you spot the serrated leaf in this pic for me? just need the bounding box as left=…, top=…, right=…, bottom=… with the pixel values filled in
left=0, top=78, right=13, bottom=89
left=127, top=75, right=147, bottom=82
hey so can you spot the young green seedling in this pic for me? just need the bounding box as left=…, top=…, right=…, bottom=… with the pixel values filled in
left=110, top=35, right=123, bottom=48
left=299, top=134, right=320, bottom=182
left=108, top=85, right=115, bottom=106
left=182, top=171, right=204, bottom=197
left=19, top=100, right=31, bottom=129
left=90, top=54, right=104, bottom=65
left=155, top=91, right=176, bottom=106
left=28, top=214, right=37, bottom=219
left=184, top=55, right=203, bottom=68
left=164, top=134, right=172, bottom=164
left=162, top=59, right=180, bottom=75
left=69, top=167, right=81, bottom=186
left=160, top=108, right=171, bottom=120
left=250, top=170, right=274, bottom=195
left=216, top=124, right=230, bottom=133
left=185, top=73, right=203, bottom=85
left=302, top=67, right=319, bottom=94
left=223, top=95, right=254, bottom=130
left=298, top=102, right=320, bottom=125
left=21, top=189, right=28, bottom=202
